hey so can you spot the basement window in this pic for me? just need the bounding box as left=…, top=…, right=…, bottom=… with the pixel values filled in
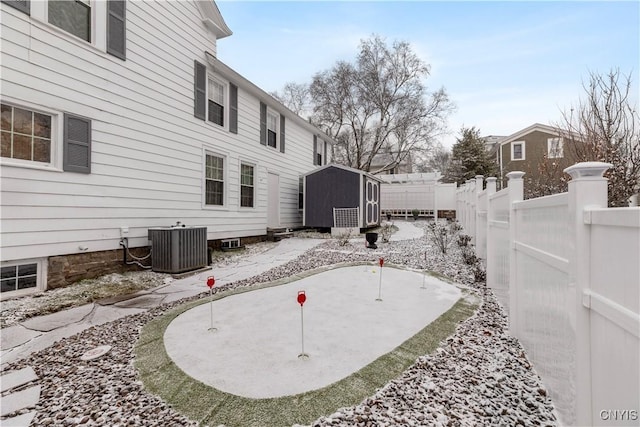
left=221, top=238, right=241, bottom=249
left=0, top=258, right=46, bottom=297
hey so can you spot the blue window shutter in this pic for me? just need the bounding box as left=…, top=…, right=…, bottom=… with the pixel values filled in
left=194, top=60, right=206, bottom=120
left=107, top=0, right=126, bottom=60
left=313, top=135, right=318, bottom=165
left=279, top=115, right=285, bottom=153
left=229, top=83, right=238, bottom=134
left=63, top=114, right=91, bottom=174
left=323, top=139, right=327, bottom=165
left=1, top=0, right=30, bottom=15
left=259, top=102, right=267, bottom=145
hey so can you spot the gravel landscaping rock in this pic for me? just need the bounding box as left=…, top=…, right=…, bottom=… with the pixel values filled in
left=1, top=226, right=558, bottom=426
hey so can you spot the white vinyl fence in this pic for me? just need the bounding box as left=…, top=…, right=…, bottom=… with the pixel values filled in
left=456, top=163, right=640, bottom=426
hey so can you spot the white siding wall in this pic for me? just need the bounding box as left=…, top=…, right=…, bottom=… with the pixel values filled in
left=0, top=1, right=320, bottom=263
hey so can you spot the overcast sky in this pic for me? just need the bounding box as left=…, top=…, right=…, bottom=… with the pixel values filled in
left=215, top=1, right=639, bottom=148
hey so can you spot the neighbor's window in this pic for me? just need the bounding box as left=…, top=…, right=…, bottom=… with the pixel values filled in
left=1, top=104, right=52, bottom=164
left=48, top=0, right=91, bottom=42
left=240, top=163, right=254, bottom=207
left=511, top=141, right=525, bottom=161
left=267, top=111, right=278, bottom=148
left=1, top=263, right=37, bottom=293
left=208, top=78, right=225, bottom=127
left=205, top=153, right=224, bottom=206
left=547, top=137, right=563, bottom=158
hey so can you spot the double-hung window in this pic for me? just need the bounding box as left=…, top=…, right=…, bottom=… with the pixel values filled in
left=208, top=78, right=225, bottom=127
left=240, top=163, right=254, bottom=208
left=547, top=137, right=563, bottom=158
left=511, top=141, right=525, bottom=161
left=1, top=104, right=52, bottom=164
left=205, top=153, right=224, bottom=206
left=48, top=0, right=91, bottom=42
left=267, top=111, right=278, bottom=148
left=2, top=0, right=127, bottom=59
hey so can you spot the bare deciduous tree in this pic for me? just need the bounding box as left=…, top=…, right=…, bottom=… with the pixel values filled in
left=270, top=82, right=311, bottom=117
left=308, top=34, right=454, bottom=173
left=556, top=69, right=640, bottom=207
left=426, top=144, right=452, bottom=175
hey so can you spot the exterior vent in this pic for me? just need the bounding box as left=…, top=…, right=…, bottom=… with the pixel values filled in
left=148, top=226, right=207, bottom=274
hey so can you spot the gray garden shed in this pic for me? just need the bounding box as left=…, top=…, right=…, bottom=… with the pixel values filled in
left=303, top=164, right=383, bottom=229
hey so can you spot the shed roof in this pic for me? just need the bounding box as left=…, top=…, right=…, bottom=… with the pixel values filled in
left=303, top=163, right=384, bottom=182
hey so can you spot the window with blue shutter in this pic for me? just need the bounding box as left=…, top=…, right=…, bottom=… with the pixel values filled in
left=229, top=83, right=238, bottom=134
left=279, top=115, right=285, bottom=153
left=63, top=114, right=91, bottom=174
left=259, top=102, right=267, bottom=145
left=194, top=60, right=206, bottom=120
left=323, top=139, right=327, bottom=165
left=107, top=0, right=126, bottom=60
left=1, top=0, right=30, bottom=15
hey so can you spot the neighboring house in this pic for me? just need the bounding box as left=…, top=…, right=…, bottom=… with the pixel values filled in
left=0, top=0, right=334, bottom=295
left=482, top=135, right=506, bottom=166
left=497, top=123, right=576, bottom=190
left=369, top=151, right=413, bottom=175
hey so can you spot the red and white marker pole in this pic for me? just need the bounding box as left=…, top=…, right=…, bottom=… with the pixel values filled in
left=376, top=257, right=384, bottom=301
left=297, top=291, right=309, bottom=359
left=206, top=276, right=216, bottom=331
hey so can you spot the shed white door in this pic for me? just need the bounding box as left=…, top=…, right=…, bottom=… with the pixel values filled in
left=267, top=172, right=280, bottom=228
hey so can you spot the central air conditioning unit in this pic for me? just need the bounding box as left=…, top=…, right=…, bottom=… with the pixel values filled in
left=148, top=225, right=208, bottom=274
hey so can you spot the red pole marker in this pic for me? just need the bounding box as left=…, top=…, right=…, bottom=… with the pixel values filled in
left=297, top=290, right=306, bottom=306
left=207, top=276, right=217, bottom=331
left=297, top=291, right=309, bottom=359
left=376, top=259, right=384, bottom=301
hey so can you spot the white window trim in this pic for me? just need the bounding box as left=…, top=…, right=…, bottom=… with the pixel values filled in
left=206, top=74, right=229, bottom=131
left=511, top=140, right=525, bottom=161
left=266, top=108, right=279, bottom=150
left=239, top=160, right=257, bottom=209
left=547, top=137, right=563, bottom=158
left=202, top=147, right=228, bottom=210
left=0, top=98, right=64, bottom=172
left=29, top=1, right=107, bottom=52
left=0, top=258, right=48, bottom=301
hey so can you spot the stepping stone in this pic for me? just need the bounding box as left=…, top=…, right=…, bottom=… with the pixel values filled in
left=0, top=411, right=36, bottom=426
left=0, top=385, right=41, bottom=417
left=0, top=326, right=41, bottom=351
left=95, top=292, right=146, bottom=306
left=113, top=294, right=164, bottom=309
left=21, top=305, right=94, bottom=332
left=0, top=367, right=37, bottom=393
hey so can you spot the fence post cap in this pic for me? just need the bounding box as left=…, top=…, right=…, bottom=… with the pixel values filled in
left=486, top=177, right=497, bottom=182
left=564, top=162, right=612, bottom=179
left=475, top=175, right=484, bottom=179
left=506, top=171, right=525, bottom=180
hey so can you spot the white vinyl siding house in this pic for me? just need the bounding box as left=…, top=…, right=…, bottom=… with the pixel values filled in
left=0, top=0, right=333, bottom=294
